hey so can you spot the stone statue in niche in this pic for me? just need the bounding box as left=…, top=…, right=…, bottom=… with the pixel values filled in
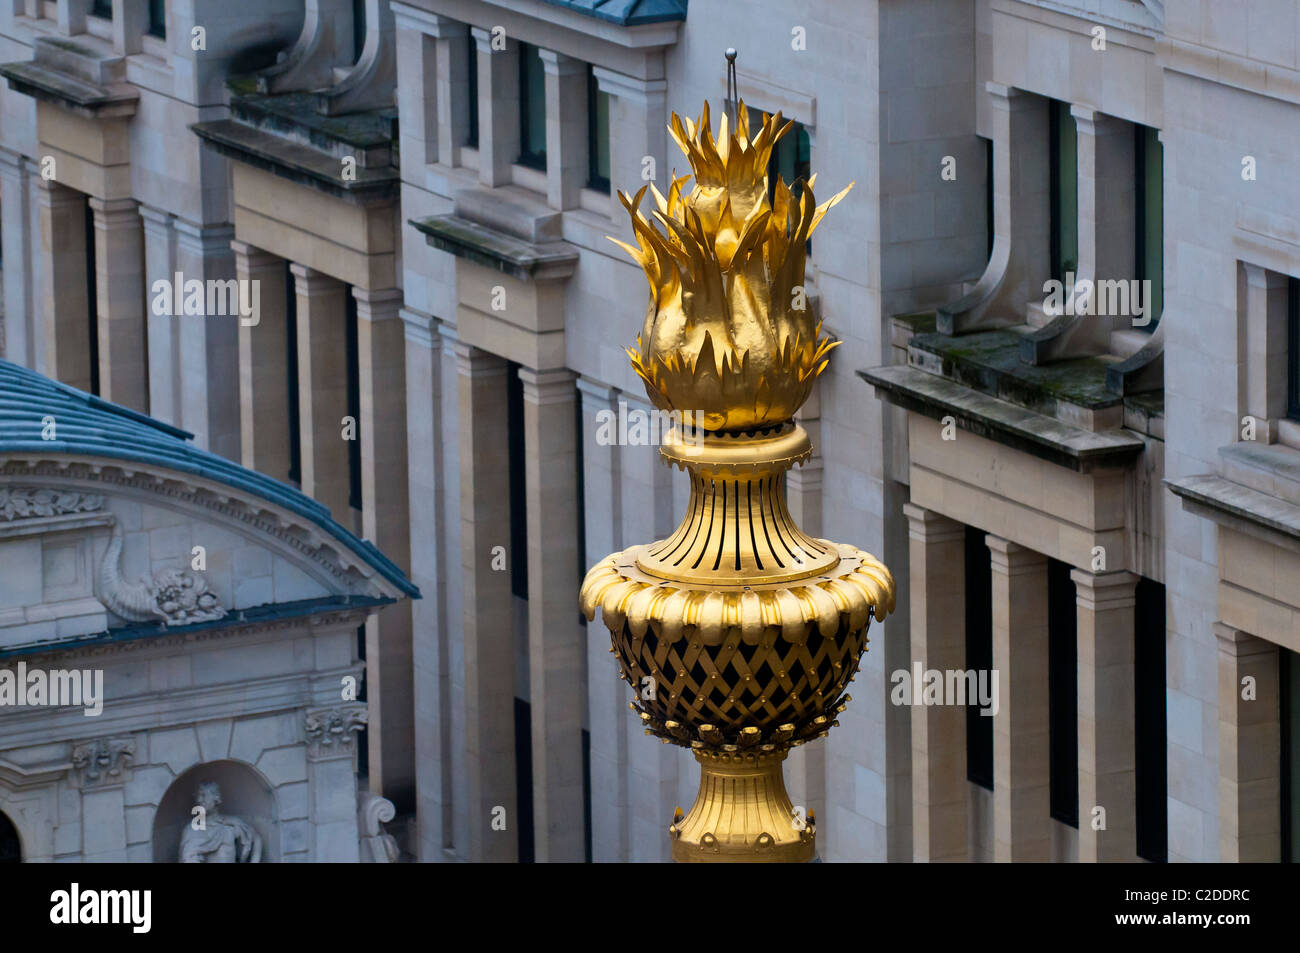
left=179, top=782, right=263, bottom=863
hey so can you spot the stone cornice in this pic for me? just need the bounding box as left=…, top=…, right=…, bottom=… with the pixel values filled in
left=0, top=458, right=393, bottom=599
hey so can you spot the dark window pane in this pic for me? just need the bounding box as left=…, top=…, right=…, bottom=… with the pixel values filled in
left=466, top=33, right=479, bottom=149
left=965, top=525, right=993, bottom=790
left=0, top=810, right=20, bottom=862
left=1049, top=99, right=1078, bottom=283
left=1287, top=277, right=1299, bottom=421
left=507, top=361, right=528, bottom=600
left=147, top=0, right=165, bottom=39
left=1135, top=577, right=1167, bottom=862
left=514, top=697, right=535, bottom=862
left=285, top=261, right=301, bottom=486
left=517, top=42, right=547, bottom=170
left=983, top=135, right=994, bottom=263
left=84, top=197, right=100, bottom=398
left=352, top=0, right=367, bottom=63
left=1135, top=124, right=1164, bottom=332
left=587, top=66, right=610, bottom=192
left=345, top=290, right=362, bottom=512
left=1048, top=558, right=1078, bottom=828
left=91, top=0, right=112, bottom=19
left=1283, top=649, right=1300, bottom=862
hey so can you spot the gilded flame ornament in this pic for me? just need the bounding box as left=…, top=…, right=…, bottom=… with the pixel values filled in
left=581, top=100, right=895, bottom=862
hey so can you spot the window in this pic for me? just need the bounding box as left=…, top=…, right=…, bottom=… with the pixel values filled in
left=1287, top=277, right=1300, bottom=421
left=465, top=33, right=479, bottom=149
left=0, top=810, right=19, bottom=863
left=965, top=526, right=993, bottom=790
left=285, top=261, right=302, bottom=486
left=1135, top=577, right=1167, bottom=862
left=147, top=0, right=165, bottom=39
left=514, top=697, right=535, bottom=862
left=517, top=42, right=547, bottom=171
left=1283, top=648, right=1300, bottom=862
left=587, top=66, right=610, bottom=192
left=1135, top=125, right=1164, bottom=331
left=84, top=198, right=100, bottom=398
left=507, top=361, right=528, bottom=600
left=345, top=290, right=361, bottom=513
left=1048, top=558, right=1078, bottom=828
left=91, top=0, right=112, bottom=19
left=352, top=0, right=367, bottom=62
left=1049, top=99, right=1078, bottom=284
left=983, top=136, right=994, bottom=263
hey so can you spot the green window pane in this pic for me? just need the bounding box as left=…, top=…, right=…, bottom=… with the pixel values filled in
left=587, top=66, right=610, bottom=191
left=1136, top=125, right=1164, bottom=331
left=465, top=34, right=478, bottom=148
left=1050, top=99, right=1078, bottom=283
left=147, top=0, right=165, bottom=38
left=518, top=43, right=547, bottom=171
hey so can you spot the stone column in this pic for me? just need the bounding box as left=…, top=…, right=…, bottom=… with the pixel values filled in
left=1073, top=568, right=1139, bottom=862
left=1215, top=623, right=1282, bottom=862
left=0, top=150, right=34, bottom=367
left=577, top=377, right=628, bottom=862
left=539, top=49, right=587, bottom=211
left=471, top=26, right=518, bottom=187
left=592, top=68, right=667, bottom=223
left=432, top=16, right=470, bottom=167
left=88, top=197, right=147, bottom=411
left=403, top=307, right=449, bottom=860
left=454, top=341, right=517, bottom=862
left=174, top=220, right=239, bottom=459
left=987, top=535, right=1050, bottom=862
left=518, top=366, right=584, bottom=862
left=234, top=242, right=290, bottom=482
left=140, top=205, right=178, bottom=425
left=903, top=503, right=967, bottom=862
left=354, top=287, right=414, bottom=808
left=291, top=263, right=352, bottom=523
left=305, top=704, right=366, bottom=863
left=36, top=178, right=93, bottom=393
left=617, top=391, right=684, bottom=861
left=392, top=3, right=439, bottom=168
left=1073, top=107, right=1135, bottom=342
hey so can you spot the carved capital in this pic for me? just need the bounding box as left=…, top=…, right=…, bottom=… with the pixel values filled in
left=304, top=705, right=367, bottom=760
left=71, top=737, right=135, bottom=787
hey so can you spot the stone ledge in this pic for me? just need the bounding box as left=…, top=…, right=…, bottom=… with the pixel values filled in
left=860, top=363, right=1146, bottom=473
left=411, top=213, right=579, bottom=282
left=0, top=59, right=137, bottom=120
left=1218, top=441, right=1300, bottom=504
left=1167, top=473, right=1300, bottom=555
left=191, top=119, right=398, bottom=206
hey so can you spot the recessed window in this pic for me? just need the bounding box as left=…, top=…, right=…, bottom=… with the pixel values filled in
left=517, top=42, right=547, bottom=171
left=1047, top=558, right=1078, bottom=828
left=1049, top=99, right=1078, bottom=284
left=91, top=0, right=112, bottom=20
left=1287, top=277, right=1300, bottom=421
left=1283, top=648, right=1300, bottom=863
left=1135, top=577, right=1167, bottom=862
left=147, top=0, right=165, bottom=39
left=352, top=0, right=367, bottom=62
left=587, top=66, right=610, bottom=192
left=965, top=525, right=993, bottom=790
left=1135, top=124, right=1164, bottom=331
left=465, top=33, right=479, bottom=149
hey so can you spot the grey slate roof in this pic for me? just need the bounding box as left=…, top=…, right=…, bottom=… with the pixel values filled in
left=0, top=358, right=418, bottom=598
left=539, top=0, right=687, bottom=26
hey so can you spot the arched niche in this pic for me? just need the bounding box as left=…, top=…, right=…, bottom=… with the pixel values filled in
left=0, top=809, right=20, bottom=863
left=152, top=761, right=279, bottom=862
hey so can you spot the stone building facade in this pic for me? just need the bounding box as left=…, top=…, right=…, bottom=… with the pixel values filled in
left=1, top=0, right=1298, bottom=863
left=0, top=357, right=416, bottom=861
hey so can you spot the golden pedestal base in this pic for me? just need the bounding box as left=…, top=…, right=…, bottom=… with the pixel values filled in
left=669, top=749, right=814, bottom=863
